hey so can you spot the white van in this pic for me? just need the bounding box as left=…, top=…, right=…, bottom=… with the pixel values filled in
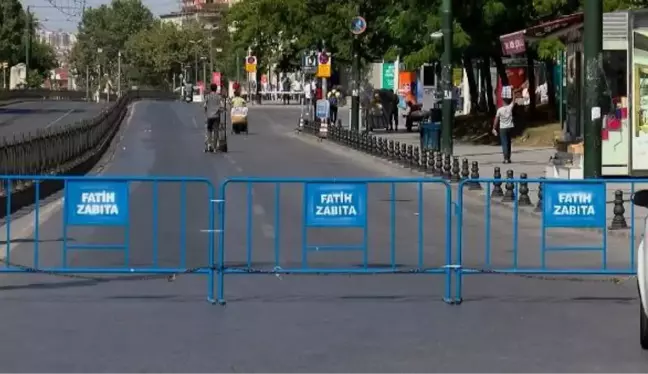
left=632, top=190, right=648, bottom=349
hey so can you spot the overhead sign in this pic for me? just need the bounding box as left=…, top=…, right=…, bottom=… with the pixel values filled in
left=381, top=62, right=395, bottom=90
left=351, top=16, right=367, bottom=35
left=65, top=180, right=129, bottom=226
left=245, top=55, right=257, bottom=73
left=543, top=183, right=606, bottom=228
left=304, top=183, right=367, bottom=227
left=316, top=52, right=331, bottom=78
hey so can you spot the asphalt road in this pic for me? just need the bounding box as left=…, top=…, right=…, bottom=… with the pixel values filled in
left=0, top=102, right=644, bottom=372
left=0, top=100, right=106, bottom=139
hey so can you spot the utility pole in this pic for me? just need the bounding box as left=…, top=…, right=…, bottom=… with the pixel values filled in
left=117, top=51, right=121, bottom=97
left=351, top=38, right=360, bottom=132
left=583, top=0, right=603, bottom=178
left=321, top=40, right=327, bottom=100
left=25, top=6, right=31, bottom=83
left=440, top=0, right=454, bottom=155
left=202, top=57, right=207, bottom=88
left=194, top=49, right=199, bottom=83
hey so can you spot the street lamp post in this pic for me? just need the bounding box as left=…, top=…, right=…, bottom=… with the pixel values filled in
left=440, top=0, right=454, bottom=155
left=117, top=51, right=122, bottom=97
left=189, top=39, right=202, bottom=83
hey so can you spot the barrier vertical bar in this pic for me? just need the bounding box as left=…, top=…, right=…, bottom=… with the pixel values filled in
left=449, top=183, right=457, bottom=303
left=512, top=184, right=520, bottom=268
left=485, top=183, right=492, bottom=266
left=123, top=180, right=131, bottom=266
left=5, top=179, right=11, bottom=266
left=33, top=181, right=40, bottom=268
left=207, top=183, right=215, bottom=303
left=62, top=180, right=68, bottom=267
left=274, top=183, right=281, bottom=267
left=541, top=207, right=547, bottom=269
left=246, top=182, right=253, bottom=268
left=152, top=181, right=158, bottom=267
left=301, top=183, right=308, bottom=268
left=217, top=181, right=227, bottom=304
left=602, top=214, right=608, bottom=270
left=417, top=182, right=424, bottom=269
left=390, top=182, right=396, bottom=269
left=362, top=187, right=369, bottom=268
left=180, top=181, right=187, bottom=268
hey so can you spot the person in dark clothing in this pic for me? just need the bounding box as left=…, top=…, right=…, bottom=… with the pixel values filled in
left=390, top=89, right=399, bottom=131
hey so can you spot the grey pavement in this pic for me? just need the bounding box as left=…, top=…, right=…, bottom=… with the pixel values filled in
left=0, top=102, right=644, bottom=371
left=0, top=100, right=106, bottom=139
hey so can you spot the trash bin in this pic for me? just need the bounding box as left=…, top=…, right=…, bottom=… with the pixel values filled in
left=420, top=121, right=441, bottom=152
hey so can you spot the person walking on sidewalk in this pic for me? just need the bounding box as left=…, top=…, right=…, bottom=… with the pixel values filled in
left=492, top=97, right=516, bottom=163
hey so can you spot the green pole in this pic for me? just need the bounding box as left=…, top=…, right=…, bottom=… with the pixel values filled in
left=583, top=0, right=603, bottom=178
left=440, top=0, right=453, bottom=155
left=351, top=36, right=360, bottom=132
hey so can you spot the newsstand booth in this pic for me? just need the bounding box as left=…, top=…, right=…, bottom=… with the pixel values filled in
left=500, top=11, right=648, bottom=177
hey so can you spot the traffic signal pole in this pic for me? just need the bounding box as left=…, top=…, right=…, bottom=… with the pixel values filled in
left=440, top=0, right=454, bottom=155
left=583, top=0, right=603, bottom=178
left=351, top=36, right=360, bottom=132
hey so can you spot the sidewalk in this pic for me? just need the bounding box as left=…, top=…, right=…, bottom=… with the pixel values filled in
left=314, top=127, right=646, bottom=239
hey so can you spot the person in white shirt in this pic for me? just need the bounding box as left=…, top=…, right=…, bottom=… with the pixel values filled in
left=492, top=97, right=516, bottom=164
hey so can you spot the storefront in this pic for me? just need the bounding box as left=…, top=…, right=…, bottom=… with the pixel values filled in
left=500, top=10, right=648, bottom=177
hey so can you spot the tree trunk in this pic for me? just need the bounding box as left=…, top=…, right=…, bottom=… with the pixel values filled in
left=526, top=44, right=537, bottom=112
left=463, top=53, right=479, bottom=114
left=482, top=55, right=495, bottom=114
left=544, top=58, right=556, bottom=119
left=493, top=53, right=509, bottom=86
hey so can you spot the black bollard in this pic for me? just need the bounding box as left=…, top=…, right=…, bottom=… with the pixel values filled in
left=421, top=149, right=428, bottom=173
left=400, top=143, right=407, bottom=165
left=378, top=138, right=385, bottom=157
left=518, top=173, right=532, bottom=206
left=460, top=158, right=469, bottom=181
left=434, top=152, right=443, bottom=177
left=394, top=141, right=401, bottom=162
left=426, top=151, right=434, bottom=174
left=442, top=154, right=452, bottom=179
left=387, top=140, right=394, bottom=160
left=491, top=167, right=504, bottom=198
left=372, top=136, right=378, bottom=155
left=468, top=161, right=482, bottom=190
left=609, top=190, right=629, bottom=230
left=406, top=145, right=413, bottom=168
left=450, top=156, right=461, bottom=182
left=413, top=146, right=420, bottom=169
left=534, top=177, right=544, bottom=212
left=502, top=170, right=515, bottom=202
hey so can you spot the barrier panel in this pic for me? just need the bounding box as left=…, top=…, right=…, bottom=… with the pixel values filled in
left=0, top=175, right=218, bottom=302
left=455, top=177, right=640, bottom=304
left=215, top=177, right=453, bottom=304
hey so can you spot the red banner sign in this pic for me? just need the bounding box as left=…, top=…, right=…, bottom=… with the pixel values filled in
left=212, top=72, right=221, bottom=86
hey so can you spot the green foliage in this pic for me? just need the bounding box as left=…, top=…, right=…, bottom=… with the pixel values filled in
left=70, top=0, right=154, bottom=86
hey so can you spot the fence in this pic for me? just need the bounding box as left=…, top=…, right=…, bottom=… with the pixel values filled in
left=0, top=175, right=218, bottom=300
left=215, top=177, right=453, bottom=304
left=0, top=89, right=176, bottom=219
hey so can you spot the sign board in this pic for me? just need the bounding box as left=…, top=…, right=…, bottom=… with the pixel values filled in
left=452, top=68, right=463, bottom=87
left=302, top=52, right=317, bottom=74
left=542, top=183, right=606, bottom=228
left=315, top=99, right=330, bottom=119
left=211, top=72, right=221, bottom=86
left=304, top=183, right=367, bottom=227
left=245, top=56, right=257, bottom=73
left=65, top=180, right=129, bottom=226
left=381, top=62, right=395, bottom=90
left=350, top=16, right=367, bottom=35
left=317, top=52, right=331, bottom=78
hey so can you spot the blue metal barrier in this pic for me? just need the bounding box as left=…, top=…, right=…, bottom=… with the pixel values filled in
left=215, top=177, right=453, bottom=305
left=455, top=177, right=640, bottom=304
left=1, top=175, right=217, bottom=302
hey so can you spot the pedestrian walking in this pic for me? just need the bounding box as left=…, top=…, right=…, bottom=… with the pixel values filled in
left=492, top=89, right=516, bottom=163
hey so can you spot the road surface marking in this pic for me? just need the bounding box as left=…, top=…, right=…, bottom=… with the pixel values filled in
left=192, top=117, right=198, bottom=128
left=46, top=108, right=75, bottom=128
left=235, top=166, right=243, bottom=172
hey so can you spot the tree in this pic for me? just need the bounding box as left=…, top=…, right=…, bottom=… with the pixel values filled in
left=70, top=0, right=154, bottom=88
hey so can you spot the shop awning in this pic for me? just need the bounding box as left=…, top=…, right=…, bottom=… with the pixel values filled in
left=499, top=13, right=584, bottom=55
